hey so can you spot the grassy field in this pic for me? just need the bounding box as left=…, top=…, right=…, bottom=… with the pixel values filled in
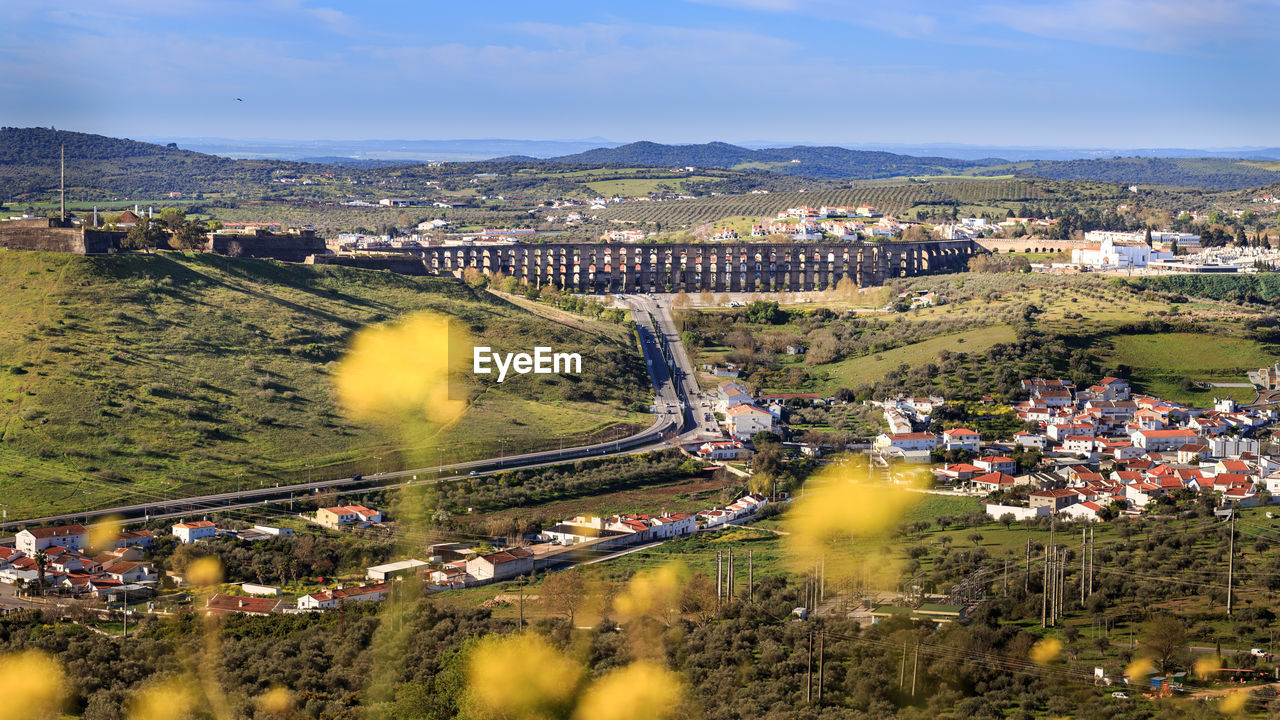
left=585, top=176, right=721, bottom=197
left=812, top=324, right=1017, bottom=393
left=0, top=251, right=649, bottom=518
left=1098, top=332, right=1276, bottom=405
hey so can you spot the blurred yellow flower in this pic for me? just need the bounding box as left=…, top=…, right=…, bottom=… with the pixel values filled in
left=187, top=556, right=224, bottom=587
left=0, top=650, right=65, bottom=720
left=1125, top=657, right=1155, bottom=682
left=1220, top=689, right=1249, bottom=715
left=333, top=312, right=470, bottom=429
left=467, top=633, right=582, bottom=720
left=1029, top=637, right=1062, bottom=665
left=571, top=662, right=684, bottom=720
left=128, top=679, right=195, bottom=720
left=255, top=686, right=294, bottom=715
left=613, top=563, right=687, bottom=622
left=1193, top=654, right=1222, bottom=680
left=87, top=515, right=124, bottom=553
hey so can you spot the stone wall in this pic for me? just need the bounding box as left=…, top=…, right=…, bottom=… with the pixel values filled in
left=305, top=254, right=431, bottom=275
left=0, top=218, right=121, bottom=254
left=206, top=231, right=327, bottom=263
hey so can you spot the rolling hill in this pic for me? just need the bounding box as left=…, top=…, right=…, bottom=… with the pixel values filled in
left=0, top=251, right=649, bottom=518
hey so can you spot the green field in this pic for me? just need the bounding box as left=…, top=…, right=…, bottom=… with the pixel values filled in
left=0, top=251, right=649, bottom=518
left=1098, top=332, right=1274, bottom=405
left=812, top=324, right=1017, bottom=393
left=585, top=175, right=720, bottom=197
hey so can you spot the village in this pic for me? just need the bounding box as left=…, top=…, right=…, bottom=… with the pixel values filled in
left=0, top=489, right=771, bottom=619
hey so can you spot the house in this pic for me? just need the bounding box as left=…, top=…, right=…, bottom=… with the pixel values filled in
left=206, top=593, right=283, bottom=616
left=366, top=559, right=430, bottom=582
left=466, top=547, right=535, bottom=582
left=971, top=472, right=1018, bottom=493
left=975, top=456, right=1017, bottom=475
left=104, top=561, right=157, bottom=584
left=935, top=463, right=984, bottom=482
left=172, top=520, right=218, bottom=544
left=1062, top=436, right=1097, bottom=455
left=1030, top=488, right=1079, bottom=513
left=649, top=513, right=697, bottom=538
left=1014, top=431, right=1047, bottom=449
left=316, top=505, right=382, bottom=529
left=1060, top=501, right=1107, bottom=522
left=16, top=525, right=88, bottom=555
left=875, top=432, right=938, bottom=453
left=715, top=381, right=753, bottom=413
left=696, top=440, right=753, bottom=461
left=297, top=582, right=390, bottom=610
left=941, top=428, right=981, bottom=453
left=114, top=530, right=155, bottom=549
left=1132, top=428, right=1200, bottom=452
left=726, top=404, right=774, bottom=441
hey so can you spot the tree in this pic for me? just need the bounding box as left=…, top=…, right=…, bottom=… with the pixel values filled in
left=157, top=207, right=186, bottom=230
left=752, top=430, right=781, bottom=447
left=121, top=216, right=165, bottom=250
left=540, top=568, right=587, bottom=625
left=1142, top=614, right=1189, bottom=674
left=33, top=549, right=48, bottom=596
left=171, top=220, right=209, bottom=250
left=745, top=300, right=782, bottom=324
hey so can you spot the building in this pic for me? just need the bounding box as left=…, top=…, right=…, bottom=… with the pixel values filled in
left=316, top=505, right=383, bottom=529
left=941, top=428, right=981, bottom=453
left=298, top=582, right=390, bottom=610
left=205, top=594, right=283, bottom=616
left=172, top=520, right=218, bottom=544
left=726, top=404, right=774, bottom=441
left=696, top=440, right=753, bottom=461
left=16, top=525, right=88, bottom=555
left=875, top=432, right=938, bottom=453
left=465, top=547, right=535, bottom=582
left=1030, top=488, right=1079, bottom=513
left=366, top=559, right=430, bottom=582
left=1132, top=428, right=1200, bottom=452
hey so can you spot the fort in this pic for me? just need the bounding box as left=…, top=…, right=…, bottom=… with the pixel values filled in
left=308, top=239, right=977, bottom=292
left=0, top=217, right=122, bottom=254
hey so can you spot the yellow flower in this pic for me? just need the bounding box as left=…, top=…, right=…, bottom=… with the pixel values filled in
left=1029, top=637, right=1062, bottom=665
left=572, top=662, right=684, bottom=720
left=467, top=633, right=582, bottom=719
left=0, top=651, right=65, bottom=720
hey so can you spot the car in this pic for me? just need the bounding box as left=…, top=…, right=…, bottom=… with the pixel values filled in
left=1111, top=691, right=1129, bottom=699
left=469, top=470, right=479, bottom=476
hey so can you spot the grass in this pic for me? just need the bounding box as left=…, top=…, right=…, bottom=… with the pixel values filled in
left=811, top=324, right=1017, bottom=393
left=1097, top=332, right=1277, bottom=406
left=585, top=176, right=721, bottom=197
left=0, top=251, right=649, bottom=518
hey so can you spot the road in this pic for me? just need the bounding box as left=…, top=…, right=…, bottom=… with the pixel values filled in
left=618, top=294, right=722, bottom=442
left=0, top=293, right=717, bottom=531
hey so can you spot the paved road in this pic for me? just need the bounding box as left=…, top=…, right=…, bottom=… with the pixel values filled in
left=619, top=294, right=723, bottom=442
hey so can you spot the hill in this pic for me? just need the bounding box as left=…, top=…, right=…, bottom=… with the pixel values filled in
left=0, top=127, right=339, bottom=200
left=546, top=141, right=1001, bottom=179
left=976, top=156, right=1280, bottom=190
left=0, top=252, right=649, bottom=519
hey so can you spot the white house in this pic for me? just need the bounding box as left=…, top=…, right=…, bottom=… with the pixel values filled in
left=1014, top=431, right=1047, bottom=450
left=172, top=520, right=218, bottom=544
left=1060, top=501, right=1106, bottom=522
left=298, top=582, right=390, bottom=610
left=366, top=559, right=430, bottom=582
left=875, top=432, right=938, bottom=453
left=1132, top=428, right=1199, bottom=452
left=16, top=525, right=88, bottom=555
left=727, top=404, right=774, bottom=441
left=941, top=428, right=981, bottom=453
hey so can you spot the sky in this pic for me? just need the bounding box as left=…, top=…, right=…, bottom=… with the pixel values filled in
left=2, top=0, right=1278, bottom=148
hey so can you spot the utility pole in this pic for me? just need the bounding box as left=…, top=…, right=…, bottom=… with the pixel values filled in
left=820, top=553, right=826, bottom=604
left=806, top=632, right=813, bottom=703
left=1024, top=539, right=1030, bottom=594
left=1228, top=511, right=1235, bottom=616
left=1088, top=526, right=1094, bottom=596
left=1081, top=528, right=1087, bottom=604
left=899, top=642, right=907, bottom=689
left=749, top=550, right=754, bottom=603
left=519, top=576, right=525, bottom=628
left=911, top=644, right=919, bottom=697
left=817, top=631, right=825, bottom=704
left=1041, top=544, right=1049, bottom=628
left=716, top=550, right=722, bottom=606
left=60, top=143, right=66, bottom=223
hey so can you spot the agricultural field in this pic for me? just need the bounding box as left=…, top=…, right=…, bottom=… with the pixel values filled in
left=1097, top=333, right=1277, bottom=405
left=0, top=251, right=649, bottom=518
left=813, top=324, right=1018, bottom=394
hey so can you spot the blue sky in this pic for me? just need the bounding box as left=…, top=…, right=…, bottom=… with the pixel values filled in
left=2, top=0, right=1277, bottom=147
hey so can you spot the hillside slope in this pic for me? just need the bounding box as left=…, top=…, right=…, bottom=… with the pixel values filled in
left=0, top=252, right=649, bottom=518
left=975, top=156, right=1280, bottom=190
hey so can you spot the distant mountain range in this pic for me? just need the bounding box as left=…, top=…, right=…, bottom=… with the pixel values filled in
left=525, top=141, right=1003, bottom=179
left=4, top=128, right=1280, bottom=199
